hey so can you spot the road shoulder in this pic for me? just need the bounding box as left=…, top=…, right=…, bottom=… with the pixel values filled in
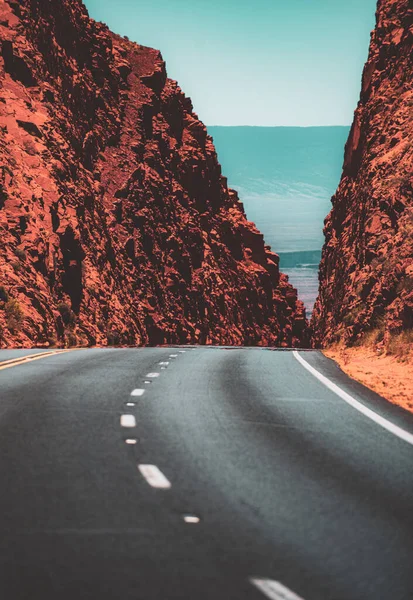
left=323, top=346, right=413, bottom=415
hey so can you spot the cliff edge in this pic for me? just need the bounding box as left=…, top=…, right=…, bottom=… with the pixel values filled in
left=0, top=0, right=307, bottom=347
left=312, top=0, right=413, bottom=348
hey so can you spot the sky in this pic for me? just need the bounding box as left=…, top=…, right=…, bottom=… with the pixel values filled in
left=84, top=0, right=378, bottom=127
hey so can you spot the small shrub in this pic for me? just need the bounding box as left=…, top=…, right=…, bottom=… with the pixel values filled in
left=65, top=332, right=78, bottom=347
left=386, top=329, right=413, bottom=360
left=57, top=302, right=76, bottom=327
left=5, top=298, right=24, bottom=332
left=14, top=247, right=26, bottom=260
left=343, top=304, right=363, bottom=326
left=360, top=327, right=385, bottom=348
left=0, top=285, right=9, bottom=303
left=11, top=261, right=21, bottom=272
left=107, top=329, right=121, bottom=346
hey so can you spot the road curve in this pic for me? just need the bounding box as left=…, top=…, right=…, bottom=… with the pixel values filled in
left=0, top=347, right=412, bottom=599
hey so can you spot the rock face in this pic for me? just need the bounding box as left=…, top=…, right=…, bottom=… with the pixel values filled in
left=312, top=0, right=413, bottom=346
left=0, top=0, right=307, bottom=347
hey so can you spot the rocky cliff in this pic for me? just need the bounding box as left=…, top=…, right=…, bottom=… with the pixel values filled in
left=0, top=0, right=307, bottom=347
left=312, top=0, right=413, bottom=347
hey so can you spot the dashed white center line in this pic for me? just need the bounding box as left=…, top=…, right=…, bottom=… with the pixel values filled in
left=183, top=515, right=200, bottom=524
left=120, top=414, right=136, bottom=428
left=131, top=388, right=145, bottom=397
left=146, top=372, right=160, bottom=378
left=169, top=354, right=178, bottom=358
left=125, top=439, right=137, bottom=445
left=178, top=350, right=186, bottom=353
left=138, top=464, right=171, bottom=489
left=126, top=402, right=136, bottom=407
left=159, top=361, right=169, bottom=366
left=250, top=579, right=305, bottom=600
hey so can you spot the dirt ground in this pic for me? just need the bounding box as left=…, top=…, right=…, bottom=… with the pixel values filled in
left=324, top=346, right=413, bottom=414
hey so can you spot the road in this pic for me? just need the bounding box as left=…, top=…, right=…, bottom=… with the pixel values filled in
left=0, top=346, right=412, bottom=599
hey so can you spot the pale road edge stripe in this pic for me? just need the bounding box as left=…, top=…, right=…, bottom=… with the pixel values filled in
left=138, top=464, right=171, bottom=489
left=0, top=349, right=71, bottom=372
left=250, top=578, right=305, bottom=600
left=293, top=351, right=413, bottom=446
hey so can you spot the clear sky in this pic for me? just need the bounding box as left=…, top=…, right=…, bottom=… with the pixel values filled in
left=84, top=0, right=378, bottom=127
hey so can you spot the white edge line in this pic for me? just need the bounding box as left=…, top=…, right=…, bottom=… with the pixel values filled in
left=138, top=464, right=171, bottom=489
left=293, top=351, right=413, bottom=446
left=250, top=578, right=305, bottom=600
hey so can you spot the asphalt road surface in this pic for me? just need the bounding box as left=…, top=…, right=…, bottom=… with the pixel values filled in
left=0, top=347, right=412, bottom=600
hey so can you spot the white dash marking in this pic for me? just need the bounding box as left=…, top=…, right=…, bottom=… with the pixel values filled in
left=120, top=414, right=136, bottom=428
left=183, top=515, right=200, bottom=523
left=125, top=439, right=137, bottom=445
left=126, top=402, right=136, bottom=407
left=178, top=350, right=186, bottom=353
left=138, top=464, right=171, bottom=489
left=159, top=361, right=170, bottom=366
left=293, top=351, right=413, bottom=446
left=169, top=354, right=178, bottom=358
left=250, top=578, right=305, bottom=600
left=144, top=380, right=152, bottom=384
left=146, top=372, right=160, bottom=378
left=131, top=388, right=145, bottom=397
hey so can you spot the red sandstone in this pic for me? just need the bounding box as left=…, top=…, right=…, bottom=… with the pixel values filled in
left=312, top=0, right=413, bottom=347
left=0, top=0, right=307, bottom=348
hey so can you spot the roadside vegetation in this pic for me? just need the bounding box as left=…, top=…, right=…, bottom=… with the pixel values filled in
left=0, top=286, right=25, bottom=336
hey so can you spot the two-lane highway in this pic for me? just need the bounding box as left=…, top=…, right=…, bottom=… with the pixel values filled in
left=0, top=347, right=412, bottom=599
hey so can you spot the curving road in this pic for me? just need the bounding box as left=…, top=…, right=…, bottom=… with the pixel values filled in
left=0, top=347, right=412, bottom=599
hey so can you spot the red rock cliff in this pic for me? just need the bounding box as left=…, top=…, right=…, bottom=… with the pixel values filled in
left=0, top=0, right=307, bottom=347
left=312, top=0, right=413, bottom=346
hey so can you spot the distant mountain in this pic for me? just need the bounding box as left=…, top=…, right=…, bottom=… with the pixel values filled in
left=209, top=126, right=349, bottom=315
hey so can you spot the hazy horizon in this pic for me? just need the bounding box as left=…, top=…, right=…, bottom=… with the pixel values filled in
left=209, top=125, right=350, bottom=315
left=206, top=124, right=351, bottom=128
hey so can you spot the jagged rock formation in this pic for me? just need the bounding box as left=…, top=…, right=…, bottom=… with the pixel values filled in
left=0, top=0, right=307, bottom=347
left=312, top=0, right=413, bottom=346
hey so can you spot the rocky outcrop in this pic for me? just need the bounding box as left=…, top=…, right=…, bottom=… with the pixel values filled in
left=0, top=0, right=307, bottom=347
left=312, top=0, right=413, bottom=346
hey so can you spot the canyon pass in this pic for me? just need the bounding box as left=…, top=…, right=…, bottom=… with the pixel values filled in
left=0, top=0, right=307, bottom=348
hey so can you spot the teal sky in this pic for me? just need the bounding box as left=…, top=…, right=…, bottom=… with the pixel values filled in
left=84, top=0, right=377, bottom=126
